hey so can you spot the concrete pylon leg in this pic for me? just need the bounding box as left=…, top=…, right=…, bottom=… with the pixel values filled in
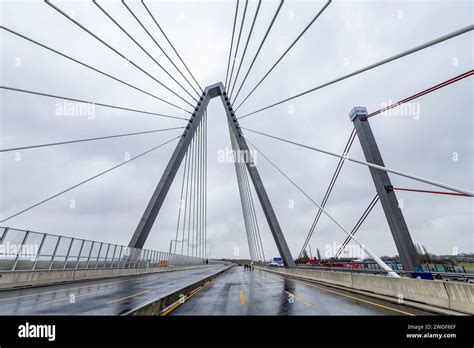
left=128, top=84, right=220, bottom=249
left=349, top=107, right=421, bottom=271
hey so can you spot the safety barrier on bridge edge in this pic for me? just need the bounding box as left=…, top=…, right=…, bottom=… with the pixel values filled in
left=0, top=226, right=224, bottom=289
left=257, top=266, right=474, bottom=315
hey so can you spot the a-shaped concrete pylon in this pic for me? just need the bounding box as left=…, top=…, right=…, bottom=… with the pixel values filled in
left=128, top=82, right=296, bottom=268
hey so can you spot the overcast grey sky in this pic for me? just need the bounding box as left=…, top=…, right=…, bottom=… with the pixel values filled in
left=1, top=0, right=472, bottom=260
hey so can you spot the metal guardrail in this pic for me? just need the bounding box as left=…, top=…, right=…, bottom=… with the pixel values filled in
left=0, top=226, right=211, bottom=272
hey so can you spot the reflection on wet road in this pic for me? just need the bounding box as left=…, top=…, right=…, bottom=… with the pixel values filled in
left=170, top=266, right=428, bottom=315
left=0, top=265, right=226, bottom=315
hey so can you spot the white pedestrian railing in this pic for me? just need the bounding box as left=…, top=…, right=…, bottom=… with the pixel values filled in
left=0, top=226, right=210, bottom=272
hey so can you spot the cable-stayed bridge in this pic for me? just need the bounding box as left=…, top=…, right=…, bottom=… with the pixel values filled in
left=0, top=0, right=472, bottom=316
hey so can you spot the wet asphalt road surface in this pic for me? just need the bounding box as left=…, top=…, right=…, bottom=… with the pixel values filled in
left=170, top=266, right=429, bottom=315
left=0, top=265, right=226, bottom=315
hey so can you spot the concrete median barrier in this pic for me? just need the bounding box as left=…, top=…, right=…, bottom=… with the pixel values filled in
left=124, top=265, right=232, bottom=316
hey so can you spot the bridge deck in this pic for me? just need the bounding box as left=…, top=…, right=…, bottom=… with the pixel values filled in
left=169, top=266, right=431, bottom=315
left=0, top=265, right=226, bottom=315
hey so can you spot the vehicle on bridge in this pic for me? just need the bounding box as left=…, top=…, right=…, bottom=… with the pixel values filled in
left=269, top=257, right=283, bottom=267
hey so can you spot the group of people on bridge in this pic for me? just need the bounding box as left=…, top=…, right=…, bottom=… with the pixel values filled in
left=243, top=264, right=254, bottom=271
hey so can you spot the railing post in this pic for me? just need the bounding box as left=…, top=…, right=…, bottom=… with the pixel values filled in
left=103, top=243, right=111, bottom=268
left=349, top=107, right=421, bottom=271
left=62, top=238, right=74, bottom=269
left=116, top=246, right=123, bottom=268
left=94, top=242, right=103, bottom=269
left=144, top=250, right=150, bottom=268
left=74, top=239, right=85, bottom=269
left=132, top=249, right=139, bottom=268
left=85, top=241, right=94, bottom=269
left=109, top=245, right=117, bottom=268
left=125, top=247, right=131, bottom=268
left=48, top=236, right=61, bottom=270
left=12, top=230, right=30, bottom=271
left=32, top=233, right=47, bottom=270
